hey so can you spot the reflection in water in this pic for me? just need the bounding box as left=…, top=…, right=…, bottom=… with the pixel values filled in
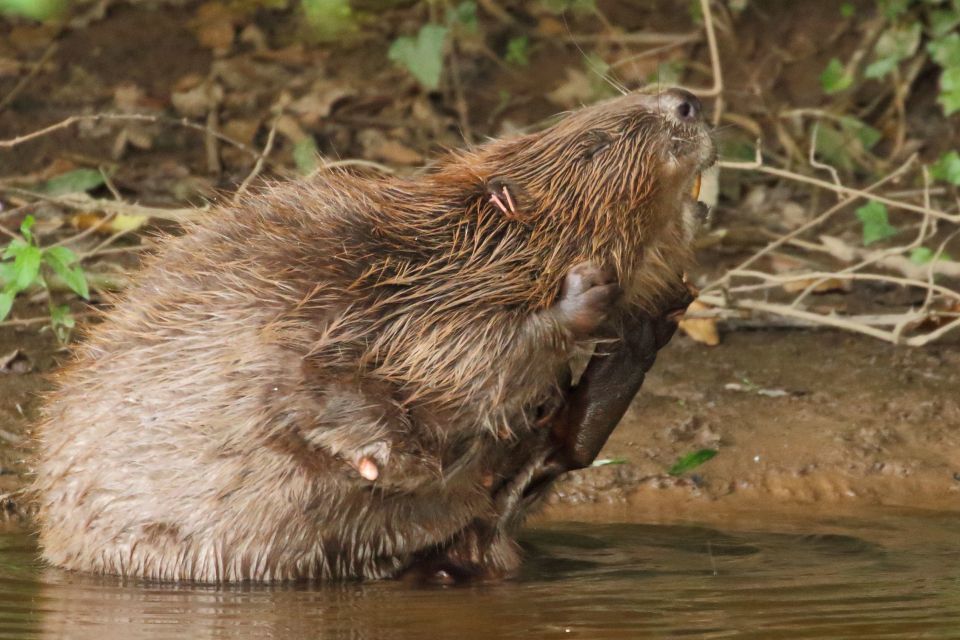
left=2, top=514, right=959, bottom=639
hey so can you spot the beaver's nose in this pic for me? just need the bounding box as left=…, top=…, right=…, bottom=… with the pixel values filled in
left=661, top=88, right=702, bottom=123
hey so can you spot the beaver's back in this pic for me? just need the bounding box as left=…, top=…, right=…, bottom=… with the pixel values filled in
left=33, top=177, right=516, bottom=581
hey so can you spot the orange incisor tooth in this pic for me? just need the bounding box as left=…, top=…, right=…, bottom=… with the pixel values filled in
left=690, top=173, right=702, bottom=199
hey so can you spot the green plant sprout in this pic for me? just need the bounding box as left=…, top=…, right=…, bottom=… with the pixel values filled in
left=0, top=215, right=90, bottom=344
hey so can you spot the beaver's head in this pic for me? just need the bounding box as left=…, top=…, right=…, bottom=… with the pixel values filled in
left=490, top=88, right=714, bottom=237
left=468, top=88, right=715, bottom=308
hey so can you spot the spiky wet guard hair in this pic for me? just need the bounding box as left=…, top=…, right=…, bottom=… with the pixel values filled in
left=274, top=93, right=705, bottom=431
left=31, top=92, right=710, bottom=583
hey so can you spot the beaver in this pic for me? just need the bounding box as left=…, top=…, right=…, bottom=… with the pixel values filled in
left=32, top=88, right=714, bottom=583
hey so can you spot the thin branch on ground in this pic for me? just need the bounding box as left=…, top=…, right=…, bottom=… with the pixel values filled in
left=0, top=189, right=204, bottom=221
left=0, top=113, right=261, bottom=160
left=719, top=157, right=959, bottom=222
left=698, top=114, right=960, bottom=346
left=564, top=32, right=699, bottom=45
left=234, top=114, right=281, bottom=202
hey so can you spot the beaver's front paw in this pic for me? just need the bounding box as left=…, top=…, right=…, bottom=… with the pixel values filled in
left=554, top=261, right=620, bottom=338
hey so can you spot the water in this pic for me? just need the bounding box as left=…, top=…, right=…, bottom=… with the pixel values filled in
left=1, top=511, right=958, bottom=639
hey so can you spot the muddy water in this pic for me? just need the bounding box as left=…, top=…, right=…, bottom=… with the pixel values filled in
left=1, top=510, right=957, bottom=639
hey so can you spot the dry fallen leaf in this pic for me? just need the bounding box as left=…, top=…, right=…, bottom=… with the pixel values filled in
left=547, top=68, right=594, bottom=108
left=0, top=57, right=22, bottom=78
left=113, top=83, right=146, bottom=112
left=70, top=212, right=148, bottom=234
left=171, top=80, right=223, bottom=119
left=290, top=82, right=353, bottom=126
left=357, top=129, right=424, bottom=166
left=190, top=2, right=238, bottom=55
left=678, top=300, right=720, bottom=346
left=781, top=277, right=851, bottom=294
left=770, top=253, right=851, bottom=294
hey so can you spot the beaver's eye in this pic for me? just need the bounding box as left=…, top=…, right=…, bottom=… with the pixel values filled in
left=580, top=130, right=613, bottom=160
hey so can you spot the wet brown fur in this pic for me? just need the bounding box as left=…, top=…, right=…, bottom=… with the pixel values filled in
left=31, top=91, right=713, bottom=582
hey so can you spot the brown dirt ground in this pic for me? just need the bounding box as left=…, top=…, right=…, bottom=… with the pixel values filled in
left=547, top=329, right=960, bottom=516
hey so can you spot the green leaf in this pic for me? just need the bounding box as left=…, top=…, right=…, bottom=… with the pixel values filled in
left=49, top=303, right=75, bottom=329
left=864, top=23, right=921, bottom=79
left=878, top=0, right=910, bottom=19
left=668, top=449, right=717, bottom=476
left=814, top=123, right=853, bottom=171
left=856, top=201, right=898, bottom=245
left=929, top=9, right=960, bottom=38
left=2, top=238, right=27, bottom=260
left=812, top=117, right=881, bottom=172
left=910, top=246, right=953, bottom=264
left=12, top=245, right=41, bottom=291
left=931, top=150, right=960, bottom=185
left=935, top=66, right=960, bottom=115
left=821, top=58, right=853, bottom=94
left=928, top=34, right=960, bottom=114
left=840, top=2, right=855, bottom=17
left=49, top=303, right=75, bottom=344
left=581, top=53, right=620, bottom=100
left=292, top=137, right=319, bottom=176
left=688, top=0, right=703, bottom=23
left=0, top=290, right=12, bottom=322
left=541, top=0, right=597, bottom=13
left=43, top=245, right=79, bottom=266
left=36, top=168, right=106, bottom=197
left=0, top=0, right=65, bottom=21
left=0, top=260, right=14, bottom=286
left=910, top=247, right=934, bottom=264
left=647, top=60, right=682, bottom=86
left=446, top=1, right=478, bottom=32
left=929, top=33, right=960, bottom=69
left=505, top=36, right=529, bottom=66
left=19, top=214, right=35, bottom=244
left=388, top=24, right=448, bottom=91
left=844, top=117, right=882, bottom=149
left=43, top=246, right=89, bottom=299
left=301, top=0, right=354, bottom=41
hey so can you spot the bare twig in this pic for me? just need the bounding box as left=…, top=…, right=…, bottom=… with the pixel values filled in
left=787, top=168, right=937, bottom=308
left=704, top=155, right=917, bottom=292
left=0, top=113, right=260, bottom=160
left=725, top=270, right=960, bottom=303
left=564, top=32, right=698, bottom=45
left=682, top=0, right=724, bottom=125
left=719, top=158, right=959, bottom=222
left=205, top=109, right=222, bottom=176
left=234, top=115, right=280, bottom=202
left=699, top=294, right=960, bottom=346
left=0, top=188, right=203, bottom=221
left=0, top=311, right=97, bottom=328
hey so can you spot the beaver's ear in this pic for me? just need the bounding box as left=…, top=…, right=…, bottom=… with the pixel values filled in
left=473, top=176, right=533, bottom=223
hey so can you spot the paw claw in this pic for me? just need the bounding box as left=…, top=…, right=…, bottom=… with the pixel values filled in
left=345, top=441, right=390, bottom=482
left=486, top=178, right=522, bottom=218
left=489, top=193, right=508, bottom=214
left=501, top=186, right=515, bottom=213
left=355, top=456, right=379, bottom=481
